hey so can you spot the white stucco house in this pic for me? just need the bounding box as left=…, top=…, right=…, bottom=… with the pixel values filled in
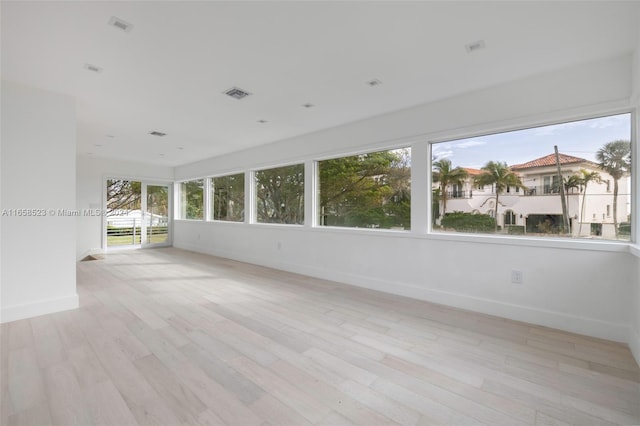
left=441, top=153, right=630, bottom=238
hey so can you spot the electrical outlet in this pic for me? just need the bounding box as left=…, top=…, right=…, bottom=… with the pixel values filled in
left=511, top=269, right=523, bottom=284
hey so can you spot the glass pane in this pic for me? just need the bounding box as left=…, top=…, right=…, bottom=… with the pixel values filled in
left=318, top=148, right=411, bottom=230
left=431, top=113, right=632, bottom=241
left=255, top=164, right=304, bottom=224
left=180, top=180, right=204, bottom=220
left=211, top=173, right=245, bottom=221
left=146, top=185, right=169, bottom=244
left=106, top=179, right=142, bottom=246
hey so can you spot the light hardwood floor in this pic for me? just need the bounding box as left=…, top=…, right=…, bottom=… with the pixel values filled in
left=2, top=247, right=639, bottom=425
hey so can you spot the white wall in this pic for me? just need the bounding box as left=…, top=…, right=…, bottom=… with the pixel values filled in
left=628, top=32, right=640, bottom=364
left=76, top=156, right=174, bottom=259
left=174, top=54, right=638, bottom=345
left=1, top=81, right=78, bottom=323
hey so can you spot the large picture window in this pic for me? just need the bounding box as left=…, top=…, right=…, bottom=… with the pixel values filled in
left=180, top=179, right=204, bottom=220
left=431, top=113, right=632, bottom=241
left=318, top=148, right=411, bottom=229
left=255, top=164, right=304, bottom=224
left=210, top=173, right=245, bottom=222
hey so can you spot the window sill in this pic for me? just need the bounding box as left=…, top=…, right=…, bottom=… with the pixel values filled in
left=175, top=219, right=634, bottom=253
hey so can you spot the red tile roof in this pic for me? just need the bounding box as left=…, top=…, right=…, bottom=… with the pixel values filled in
left=462, top=168, right=483, bottom=175
left=511, top=153, right=591, bottom=170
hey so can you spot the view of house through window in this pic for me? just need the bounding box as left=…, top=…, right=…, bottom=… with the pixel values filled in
left=255, top=164, right=305, bottom=224
left=431, top=113, right=632, bottom=240
left=211, top=173, right=245, bottom=222
left=180, top=179, right=204, bottom=220
left=318, top=148, right=411, bottom=229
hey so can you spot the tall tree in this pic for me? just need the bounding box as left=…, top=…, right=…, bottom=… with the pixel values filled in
left=106, top=179, right=141, bottom=215
left=319, top=150, right=410, bottom=228
left=474, top=161, right=525, bottom=232
left=562, top=174, right=582, bottom=232
left=432, top=159, right=468, bottom=217
left=596, top=140, right=631, bottom=238
left=256, top=165, right=305, bottom=224
left=576, top=169, right=602, bottom=236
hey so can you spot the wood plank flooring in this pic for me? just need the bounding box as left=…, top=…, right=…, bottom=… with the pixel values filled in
left=2, top=247, right=639, bottom=425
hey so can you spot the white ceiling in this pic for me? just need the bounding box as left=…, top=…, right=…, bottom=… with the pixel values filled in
left=2, top=1, right=639, bottom=167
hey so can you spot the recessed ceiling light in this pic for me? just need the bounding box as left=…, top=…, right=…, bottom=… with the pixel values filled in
left=465, top=40, right=486, bottom=53
left=224, top=87, right=252, bottom=100
left=148, top=131, right=167, bottom=137
left=302, top=103, right=315, bottom=108
left=257, top=119, right=268, bottom=124
left=83, top=63, right=103, bottom=73
left=108, top=16, right=134, bottom=33
left=366, top=79, right=382, bottom=87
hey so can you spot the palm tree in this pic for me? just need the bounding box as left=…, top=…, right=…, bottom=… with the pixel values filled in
left=475, top=161, right=525, bottom=232
left=563, top=174, right=582, bottom=213
left=432, top=159, right=468, bottom=218
left=576, top=169, right=602, bottom=236
left=596, top=140, right=631, bottom=238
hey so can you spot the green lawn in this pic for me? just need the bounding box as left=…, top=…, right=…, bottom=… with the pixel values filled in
left=107, top=233, right=168, bottom=246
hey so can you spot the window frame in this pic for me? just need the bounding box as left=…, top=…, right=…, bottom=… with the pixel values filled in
left=252, top=162, right=306, bottom=226
left=208, top=171, right=246, bottom=223
left=315, top=146, right=412, bottom=231
left=177, top=178, right=205, bottom=221
left=426, top=108, right=636, bottom=246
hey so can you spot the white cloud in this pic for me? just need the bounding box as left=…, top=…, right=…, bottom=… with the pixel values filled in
left=432, top=147, right=453, bottom=160
left=588, top=115, right=627, bottom=129
left=454, top=139, right=486, bottom=149
left=533, top=121, right=583, bottom=136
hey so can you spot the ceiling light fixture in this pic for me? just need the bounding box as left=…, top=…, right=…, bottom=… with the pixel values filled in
left=257, top=120, right=268, bottom=124
left=224, top=87, right=252, bottom=100
left=302, top=103, right=315, bottom=108
left=366, top=79, right=382, bottom=87
left=148, top=131, right=167, bottom=137
left=465, top=40, right=486, bottom=53
left=83, top=63, right=103, bottom=73
left=108, top=16, right=134, bottom=33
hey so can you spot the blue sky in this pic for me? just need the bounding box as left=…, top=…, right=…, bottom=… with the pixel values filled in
left=431, top=113, right=631, bottom=169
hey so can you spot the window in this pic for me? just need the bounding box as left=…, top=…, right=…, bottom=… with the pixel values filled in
left=210, top=173, right=244, bottom=222
left=318, top=148, right=411, bottom=229
left=431, top=113, right=632, bottom=241
left=255, top=164, right=304, bottom=224
left=180, top=179, right=204, bottom=220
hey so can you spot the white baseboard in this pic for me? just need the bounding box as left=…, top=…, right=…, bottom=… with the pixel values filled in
left=174, top=241, right=630, bottom=344
left=0, top=294, right=79, bottom=324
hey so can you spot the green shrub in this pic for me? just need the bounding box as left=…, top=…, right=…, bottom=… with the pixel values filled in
left=441, top=212, right=496, bottom=233
left=507, top=225, right=525, bottom=235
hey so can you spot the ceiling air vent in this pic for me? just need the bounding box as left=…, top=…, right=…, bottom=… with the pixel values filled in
left=224, top=87, right=252, bottom=100
left=465, top=40, right=486, bottom=53
left=108, top=16, right=134, bottom=33
left=148, top=131, right=167, bottom=137
left=83, top=63, right=103, bottom=73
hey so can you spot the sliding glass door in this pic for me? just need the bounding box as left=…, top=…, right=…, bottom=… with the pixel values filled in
left=105, top=179, right=171, bottom=248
